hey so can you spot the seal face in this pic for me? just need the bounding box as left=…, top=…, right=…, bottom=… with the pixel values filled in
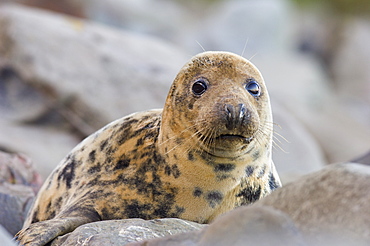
left=15, top=51, right=281, bottom=246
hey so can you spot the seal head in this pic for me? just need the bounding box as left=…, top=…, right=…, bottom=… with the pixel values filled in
left=160, top=51, right=273, bottom=159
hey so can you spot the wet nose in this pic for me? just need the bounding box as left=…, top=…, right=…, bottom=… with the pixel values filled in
left=225, top=103, right=249, bottom=130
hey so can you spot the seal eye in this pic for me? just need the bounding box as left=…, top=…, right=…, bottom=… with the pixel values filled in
left=192, top=79, right=208, bottom=96
left=245, top=80, right=260, bottom=97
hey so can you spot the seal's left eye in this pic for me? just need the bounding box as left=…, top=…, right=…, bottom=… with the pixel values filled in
left=245, top=80, right=260, bottom=97
left=192, top=79, right=208, bottom=96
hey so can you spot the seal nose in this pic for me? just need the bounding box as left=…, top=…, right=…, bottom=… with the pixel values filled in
left=225, top=103, right=248, bottom=130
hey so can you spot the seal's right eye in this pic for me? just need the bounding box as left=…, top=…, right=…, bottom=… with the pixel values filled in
left=192, top=79, right=208, bottom=96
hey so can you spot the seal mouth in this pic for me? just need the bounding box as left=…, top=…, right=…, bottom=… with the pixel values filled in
left=216, top=134, right=253, bottom=144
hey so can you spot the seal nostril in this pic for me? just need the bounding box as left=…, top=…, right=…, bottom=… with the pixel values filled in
left=238, top=104, right=246, bottom=122
left=225, top=104, right=236, bottom=130
left=224, top=103, right=249, bottom=130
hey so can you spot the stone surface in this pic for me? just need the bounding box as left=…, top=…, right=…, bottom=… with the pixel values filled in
left=129, top=206, right=303, bottom=246
left=0, top=225, right=16, bottom=246
left=331, top=18, right=370, bottom=128
left=0, top=4, right=188, bottom=131
left=351, top=151, right=370, bottom=165
left=0, top=151, right=42, bottom=193
left=0, top=66, right=49, bottom=123
left=0, top=121, right=79, bottom=179
left=51, top=218, right=204, bottom=246
left=255, top=162, right=370, bottom=245
left=271, top=101, right=325, bottom=184
left=0, top=151, right=39, bottom=236
left=0, top=183, right=34, bottom=236
left=259, top=53, right=370, bottom=164
left=190, top=0, right=296, bottom=56
left=84, top=0, right=191, bottom=45
left=0, top=3, right=189, bottom=178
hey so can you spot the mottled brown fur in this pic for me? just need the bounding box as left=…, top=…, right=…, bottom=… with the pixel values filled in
left=16, top=51, right=281, bottom=245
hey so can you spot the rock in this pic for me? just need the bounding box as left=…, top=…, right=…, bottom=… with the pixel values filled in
left=191, top=0, right=296, bottom=56
left=129, top=206, right=304, bottom=246
left=0, top=66, right=49, bottom=123
left=271, top=101, right=325, bottom=184
left=51, top=218, right=205, bottom=246
left=0, top=151, right=39, bottom=236
left=0, top=151, right=42, bottom=193
left=0, top=225, right=16, bottom=246
left=331, top=18, right=370, bottom=128
left=351, top=151, right=370, bottom=165
left=259, top=52, right=370, bottom=164
left=255, top=163, right=370, bottom=245
left=0, top=4, right=188, bottom=131
left=84, top=0, right=191, bottom=44
left=0, top=121, right=79, bottom=179
left=0, top=183, right=34, bottom=236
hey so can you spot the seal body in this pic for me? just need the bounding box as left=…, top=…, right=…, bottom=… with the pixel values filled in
left=16, top=51, right=281, bottom=245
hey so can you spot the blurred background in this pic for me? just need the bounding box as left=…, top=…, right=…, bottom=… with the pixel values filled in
left=0, top=0, right=369, bottom=183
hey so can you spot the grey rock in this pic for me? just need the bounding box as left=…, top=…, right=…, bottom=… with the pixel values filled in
left=331, top=18, right=370, bottom=128
left=0, top=225, right=16, bottom=246
left=255, top=163, right=370, bottom=245
left=259, top=52, right=370, bottom=164
left=130, top=206, right=304, bottom=246
left=0, top=121, right=79, bottom=179
left=0, top=151, right=39, bottom=235
left=51, top=218, right=204, bottom=246
left=0, top=4, right=188, bottom=130
left=0, top=183, right=34, bottom=236
left=191, top=0, right=296, bottom=56
left=84, top=0, right=191, bottom=45
left=0, top=151, right=42, bottom=193
left=0, top=66, right=49, bottom=123
left=351, top=150, right=370, bottom=165
left=271, top=101, right=325, bottom=184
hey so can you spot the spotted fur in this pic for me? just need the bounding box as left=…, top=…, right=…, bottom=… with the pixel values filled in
left=16, top=51, right=281, bottom=245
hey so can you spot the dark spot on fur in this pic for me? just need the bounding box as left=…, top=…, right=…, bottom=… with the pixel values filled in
left=245, top=166, right=255, bottom=177
left=258, top=166, right=266, bottom=178
left=48, top=210, right=56, bottom=220
left=188, top=152, right=195, bottom=161
left=268, top=173, right=280, bottom=191
left=216, top=174, right=231, bottom=181
left=89, top=150, right=96, bottom=162
left=165, top=165, right=171, bottom=176
left=100, top=140, right=108, bottom=151
left=31, top=209, right=39, bottom=223
left=193, top=187, right=203, bottom=197
left=114, top=159, right=130, bottom=170
left=164, top=164, right=181, bottom=178
left=174, top=206, right=186, bottom=216
left=236, top=186, right=261, bottom=205
left=205, top=191, right=223, bottom=208
left=88, top=163, right=101, bottom=174
left=57, top=159, right=76, bottom=189
left=123, top=200, right=153, bottom=219
left=252, top=150, right=260, bottom=161
left=214, top=163, right=235, bottom=172
left=172, top=164, right=181, bottom=178
left=46, top=201, right=52, bottom=211
left=136, top=138, right=144, bottom=146
left=175, top=138, right=183, bottom=145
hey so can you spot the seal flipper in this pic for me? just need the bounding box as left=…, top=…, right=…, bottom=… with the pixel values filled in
left=15, top=206, right=101, bottom=246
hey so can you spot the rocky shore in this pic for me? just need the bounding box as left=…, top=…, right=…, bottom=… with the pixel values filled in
left=0, top=1, right=369, bottom=245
